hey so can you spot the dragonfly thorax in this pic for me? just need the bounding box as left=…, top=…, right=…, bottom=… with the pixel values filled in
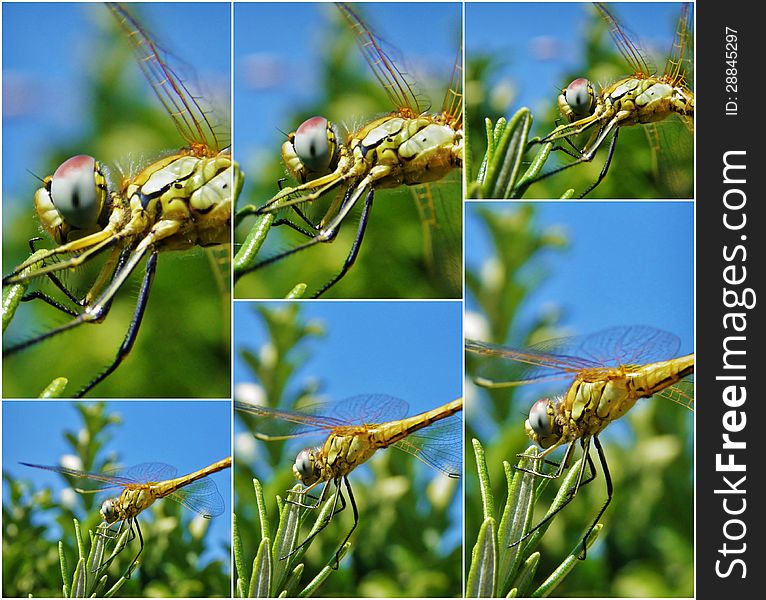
left=282, top=116, right=341, bottom=184
left=34, top=155, right=110, bottom=244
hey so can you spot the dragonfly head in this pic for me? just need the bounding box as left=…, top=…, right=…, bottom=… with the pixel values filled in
left=34, top=155, right=110, bottom=244
left=99, top=497, right=122, bottom=524
left=558, top=78, right=596, bottom=122
left=293, top=447, right=321, bottom=486
left=525, top=398, right=561, bottom=449
left=281, top=116, right=341, bottom=184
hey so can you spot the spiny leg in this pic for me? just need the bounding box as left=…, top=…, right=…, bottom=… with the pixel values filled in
left=509, top=439, right=597, bottom=551
left=124, top=518, right=144, bottom=579
left=577, top=435, right=612, bottom=560
left=312, top=187, right=374, bottom=298
left=577, top=128, right=620, bottom=198
left=331, top=476, right=359, bottom=569
left=283, top=480, right=347, bottom=560
left=75, top=250, right=158, bottom=397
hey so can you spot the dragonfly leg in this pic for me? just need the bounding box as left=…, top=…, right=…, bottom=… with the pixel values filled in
left=577, top=127, right=620, bottom=198
left=75, top=250, right=158, bottom=397
left=281, top=480, right=344, bottom=560
left=312, top=187, right=374, bottom=298
left=124, top=519, right=144, bottom=578
left=285, top=480, right=329, bottom=510
left=515, top=441, right=575, bottom=480
left=576, top=435, right=612, bottom=560
left=330, top=476, right=358, bottom=569
left=509, top=439, right=597, bottom=551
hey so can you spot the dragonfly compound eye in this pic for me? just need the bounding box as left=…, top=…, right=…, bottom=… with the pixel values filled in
left=527, top=398, right=556, bottom=442
left=563, top=78, right=595, bottom=119
left=48, top=155, right=108, bottom=230
left=292, top=116, right=338, bottom=177
left=293, top=448, right=319, bottom=485
left=99, top=497, right=120, bottom=524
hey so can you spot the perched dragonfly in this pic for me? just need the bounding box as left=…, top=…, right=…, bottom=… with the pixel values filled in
left=234, top=2, right=463, bottom=299
left=525, top=2, right=694, bottom=198
left=236, top=395, right=463, bottom=566
left=21, top=457, right=232, bottom=576
left=2, top=3, right=240, bottom=398
left=466, top=325, right=694, bottom=556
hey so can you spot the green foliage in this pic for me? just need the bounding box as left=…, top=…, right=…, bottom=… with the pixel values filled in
left=2, top=4, right=230, bottom=398
left=234, top=304, right=462, bottom=597
left=234, top=4, right=462, bottom=299
left=465, top=206, right=693, bottom=596
left=2, top=403, right=229, bottom=597
left=466, top=4, right=693, bottom=199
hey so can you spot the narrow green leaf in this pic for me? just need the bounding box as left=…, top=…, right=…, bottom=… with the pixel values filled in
left=103, top=573, right=130, bottom=598
left=40, top=377, right=69, bottom=398
left=249, top=537, right=272, bottom=598
left=73, top=519, right=85, bottom=561
left=473, top=438, right=495, bottom=520
left=298, top=543, right=350, bottom=598
left=271, top=487, right=302, bottom=591
left=483, top=109, right=533, bottom=199
left=282, top=563, right=305, bottom=598
left=285, top=284, right=307, bottom=299
left=71, top=558, right=87, bottom=598
left=233, top=513, right=248, bottom=592
left=531, top=524, right=602, bottom=598
left=233, top=213, right=275, bottom=276
left=59, top=540, right=70, bottom=594
left=1, top=248, right=47, bottom=331
left=466, top=517, right=497, bottom=598
left=511, top=551, right=540, bottom=597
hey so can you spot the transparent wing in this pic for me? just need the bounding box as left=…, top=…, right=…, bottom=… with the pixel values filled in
left=441, top=41, right=463, bottom=129
left=235, top=394, right=410, bottom=438
left=412, top=181, right=462, bottom=298
left=336, top=2, right=425, bottom=114
left=118, top=462, right=178, bottom=483
left=107, top=3, right=225, bottom=153
left=654, top=375, right=694, bottom=411
left=594, top=3, right=654, bottom=76
left=391, top=413, right=462, bottom=478
left=166, top=478, right=225, bottom=518
left=467, top=325, right=681, bottom=385
left=19, top=462, right=134, bottom=490
left=662, top=3, right=693, bottom=87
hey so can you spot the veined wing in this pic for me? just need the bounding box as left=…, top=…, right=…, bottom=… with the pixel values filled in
left=654, top=375, right=694, bottom=411
left=662, top=3, right=693, bottom=87
left=166, top=478, right=225, bottom=518
left=107, top=3, right=225, bottom=154
left=236, top=394, right=410, bottom=438
left=336, top=2, right=425, bottom=114
left=467, top=326, right=682, bottom=386
left=441, top=39, right=463, bottom=128
left=594, top=2, right=655, bottom=76
left=19, top=462, right=143, bottom=490
left=391, top=413, right=462, bottom=478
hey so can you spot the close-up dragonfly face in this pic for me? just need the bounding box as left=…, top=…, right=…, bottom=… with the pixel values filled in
left=2, top=3, right=234, bottom=398
left=233, top=2, right=463, bottom=299
left=466, top=2, right=694, bottom=199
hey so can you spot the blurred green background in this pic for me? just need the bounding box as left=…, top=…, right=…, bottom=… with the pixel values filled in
left=2, top=3, right=231, bottom=398
left=464, top=206, right=693, bottom=597
left=233, top=2, right=462, bottom=299
left=466, top=2, right=693, bottom=199
left=2, top=402, right=231, bottom=597
left=233, top=304, right=462, bottom=597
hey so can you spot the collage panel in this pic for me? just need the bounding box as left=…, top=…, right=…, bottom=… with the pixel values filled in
left=232, top=301, right=463, bottom=597
left=2, top=400, right=232, bottom=597
left=233, top=2, right=463, bottom=299
left=2, top=2, right=233, bottom=398
left=463, top=202, right=693, bottom=597
left=466, top=2, right=693, bottom=199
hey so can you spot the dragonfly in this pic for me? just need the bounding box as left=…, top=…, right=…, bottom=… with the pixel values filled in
left=234, top=2, right=463, bottom=298
left=466, top=325, right=694, bottom=556
left=525, top=2, right=694, bottom=198
left=236, top=395, right=463, bottom=566
left=21, top=456, right=232, bottom=576
left=2, top=3, right=240, bottom=398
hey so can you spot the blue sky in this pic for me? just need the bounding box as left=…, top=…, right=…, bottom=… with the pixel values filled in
left=2, top=2, right=230, bottom=215
left=467, top=2, right=693, bottom=118
left=466, top=201, right=694, bottom=350
left=2, top=401, right=232, bottom=564
left=233, top=301, right=463, bottom=412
